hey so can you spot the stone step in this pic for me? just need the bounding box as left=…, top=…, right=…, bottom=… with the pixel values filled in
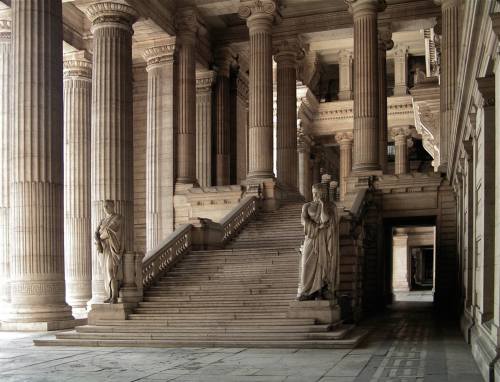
left=76, top=324, right=330, bottom=334
left=34, top=330, right=367, bottom=349
left=134, top=307, right=290, bottom=314
left=127, top=312, right=289, bottom=320
left=97, top=318, right=317, bottom=326
left=138, top=301, right=292, bottom=308
left=143, top=294, right=297, bottom=303
left=145, top=287, right=296, bottom=295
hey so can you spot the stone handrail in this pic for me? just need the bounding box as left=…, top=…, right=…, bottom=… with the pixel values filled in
left=219, top=196, right=258, bottom=244
left=141, top=224, right=192, bottom=289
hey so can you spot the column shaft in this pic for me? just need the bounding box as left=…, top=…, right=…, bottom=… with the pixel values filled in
left=393, top=128, right=409, bottom=175
left=196, top=70, right=216, bottom=188
left=338, top=50, right=353, bottom=100
left=378, top=30, right=392, bottom=172
left=438, top=0, right=459, bottom=170
left=144, top=43, right=176, bottom=251
left=86, top=2, right=137, bottom=303
left=8, top=0, right=72, bottom=323
left=239, top=2, right=276, bottom=179
left=176, top=9, right=198, bottom=184
left=236, top=75, right=249, bottom=184
left=63, top=51, right=92, bottom=309
left=215, top=73, right=230, bottom=185
left=349, top=0, right=381, bottom=172
left=393, top=47, right=408, bottom=96
left=275, top=42, right=299, bottom=190
left=0, top=16, right=10, bottom=312
left=337, top=133, right=353, bottom=201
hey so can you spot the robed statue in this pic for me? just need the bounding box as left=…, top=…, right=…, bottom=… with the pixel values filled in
left=297, top=183, right=340, bottom=301
left=95, top=200, right=125, bottom=304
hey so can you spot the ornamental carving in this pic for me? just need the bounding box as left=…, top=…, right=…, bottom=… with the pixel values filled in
left=238, top=0, right=277, bottom=19
left=85, top=2, right=138, bottom=27
left=345, top=0, right=386, bottom=14
left=335, top=131, right=354, bottom=144
left=273, top=38, right=304, bottom=63
left=175, top=8, right=200, bottom=35
left=10, top=281, right=65, bottom=296
left=143, top=43, right=176, bottom=67
left=196, top=70, right=217, bottom=92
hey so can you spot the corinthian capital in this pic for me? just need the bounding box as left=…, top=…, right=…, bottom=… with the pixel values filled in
left=85, top=2, right=138, bottom=31
left=143, top=38, right=177, bottom=68
left=0, top=17, right=11, bottom=42
left=63, top=50, right=92, bottom=79
left=176, top=7, right=201, bottom=38
left=196, top=70, right=217, bottom=92
left=336, top=132, right=354, bottom=145
left=378, top=23, right=393, bottom=51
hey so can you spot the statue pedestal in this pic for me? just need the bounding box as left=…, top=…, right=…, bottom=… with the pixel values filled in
left=288, top=300, right=341, bottom=325
left=87, top=303, right=137, bottom=325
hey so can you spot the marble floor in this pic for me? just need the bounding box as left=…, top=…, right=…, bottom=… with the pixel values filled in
left=0, top=302, right=483, bottom=382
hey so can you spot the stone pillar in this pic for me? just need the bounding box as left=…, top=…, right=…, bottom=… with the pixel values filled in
left=298, top=131, right=312, bottom=201
left=393, top=127, right=410, bottom=175
left=6, top=0, right=74, bottom=327
left=393, top=46, right=408, bottom=96
left=274, top=38, right=300, bottom=190
left=63, top=51, right=92, bottom=310
left=86, top=2, right=137, bottom=304
left=336, top=132, right=353, bottom=201
left=144, top=41, right=176, bottom=251
left=214, top=48, right=233, bottom=186
left=236, top=74, right=249, bottom=184
left=393, top=233, right=410, bottom=292
left=476, top=75, right=495, bottom=323
left=338, top=50, right=353, bottom=101
left=312, top=152, right=322, bottom=184
left=435, top=0, right=459, bottom=171
left=239, top=0, right=277, bottom=180
left=196, top=70, right=216, bottom=188
left=176, top=8, right=199, bottom=185
left=378, top=27, right=393, bottom=172
left=0, top=15, right=10, bottom=314
left=347, top=0, right=384, bottom=173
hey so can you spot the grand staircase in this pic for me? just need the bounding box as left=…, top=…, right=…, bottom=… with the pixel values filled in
left=35, top=201, right=367, bottom=348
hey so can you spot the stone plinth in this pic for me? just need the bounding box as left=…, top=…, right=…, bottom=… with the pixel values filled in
left=87, top=303, right=136, bottom=325
left=288, top=300, right=341, bottom=325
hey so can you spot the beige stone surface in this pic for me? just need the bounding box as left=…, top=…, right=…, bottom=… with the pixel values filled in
left=63, top=50, right=92, bottom=310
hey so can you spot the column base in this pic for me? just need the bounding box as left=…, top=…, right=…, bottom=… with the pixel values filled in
left=87, top=303, right=137, bottom=325
left=1, top=318, right=86, bottom=331
left=288, top=300, right=341, bottom=325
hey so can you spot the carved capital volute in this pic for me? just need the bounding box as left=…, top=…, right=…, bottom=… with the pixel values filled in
left=214, top=47, right=235, bottom=78
left=196, top=70, right=217, bottom=92
left=273, top=37, right=304, bottom=66
left=63, top=50, right=92, bottom=80
left=143, top=39, right=177, bottom=68
left=238, top=0, right=278, bottom=33
left=391, top=126, right=410, bottom=141
left=336, top=132, right=354, bottom=146
left=378, top=24, right=393, bottom=51
left=86, top=2, right=138, bottom=33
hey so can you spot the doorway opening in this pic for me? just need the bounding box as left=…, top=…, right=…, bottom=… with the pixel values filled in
left=391, top=226, right=436, bottom=303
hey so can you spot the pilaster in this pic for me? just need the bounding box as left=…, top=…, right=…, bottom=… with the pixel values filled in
left=392, top=126, right=410, bottom=175
left=336, top=132, right=353, bottom=201
left=393, top=46, right=408, bottom=96
left=338, top=49, right=353, bottom=101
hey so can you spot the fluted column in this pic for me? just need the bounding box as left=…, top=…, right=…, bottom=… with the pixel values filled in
left=378, top=27, right=393, bottom=172
left=239, top=0, right=277, bottom=180
left=337, top=132, right=353, bottom=200
left=86, top=2, right=137, bottom=303
left=236, top=74, right=249, bottom=184
left=144, top=41, right=176, bottom=251
left=196, top=70, right=216, bottom=188
left=393, top=127, right=410, bottom=175
left=215, top=48, right=233, bottom=185
left=338, top=50, right=353, bottom=100
left=312, top=151, right=322, bottom=184
left=63, top=51, right=92, bottom=310
left=6, top=0, right=73, bottom=325
left=347, top=0, right=384, bottom=173
left=176, top=8, right=199, bottom=185
left=298, top=131, right=312, bottom=201
left=0, top=15, right=10, bottom=314
left=393, top=46, right=408, bottom=96
left=435, top=0, right=459, bottom=171
left=274, top=39, right=300, bottom=190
